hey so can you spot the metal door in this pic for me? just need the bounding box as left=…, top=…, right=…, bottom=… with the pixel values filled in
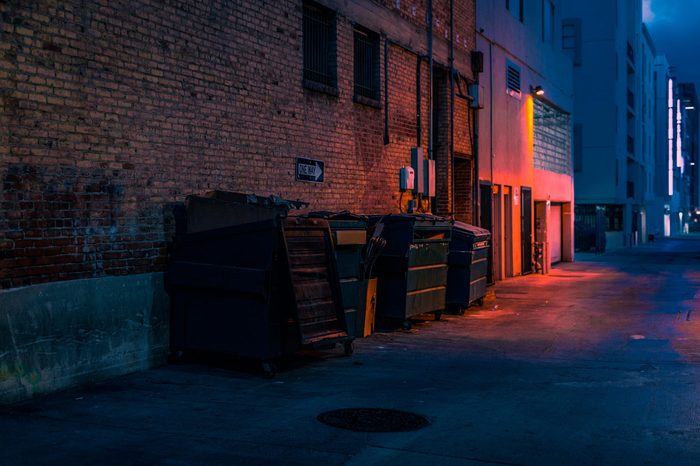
left=479, top=183, right=494, bottom=284
left=504, top=186, right=513, bottom=278
left=521, top=187, right=533, bottom=274
left=492, top=185, right=502, bottom=280
left=549, top=204, right=562, bottom=264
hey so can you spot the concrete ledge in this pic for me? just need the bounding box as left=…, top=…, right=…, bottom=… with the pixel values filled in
left=0, top=273, right=169, bottom=405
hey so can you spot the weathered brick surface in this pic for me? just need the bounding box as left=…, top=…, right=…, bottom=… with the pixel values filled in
left=0, top=0, right=475, bottom=289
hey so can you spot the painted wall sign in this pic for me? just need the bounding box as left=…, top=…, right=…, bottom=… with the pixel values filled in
left=296, top=157, right=324, bottom=183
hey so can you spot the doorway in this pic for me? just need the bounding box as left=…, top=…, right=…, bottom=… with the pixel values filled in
left=549, top=203, right=562, bottom=264
left=521, top=187, right=533, bottom=274
left=480, top=182, right=494, bottom=284
left=492, top=184, right=502, bottom=281
left=504, top=186, right=513, bottom=278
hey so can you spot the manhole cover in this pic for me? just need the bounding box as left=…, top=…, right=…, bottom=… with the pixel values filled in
left=317, top=408, right=430, bottom=432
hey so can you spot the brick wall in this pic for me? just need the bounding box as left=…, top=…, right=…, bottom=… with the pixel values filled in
left=0, top=0, right=475, bottom=289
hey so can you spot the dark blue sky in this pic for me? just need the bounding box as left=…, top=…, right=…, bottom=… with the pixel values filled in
left=645, top=0, right=700, bottom=92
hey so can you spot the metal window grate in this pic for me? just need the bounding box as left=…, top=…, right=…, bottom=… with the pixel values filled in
left=533, top=99, right=571, bottom=175
left=303, top=2, right=336, bottom=87
left=506, top=61, right=521, bottom=97
left=354, top=27, right=379, bottom=100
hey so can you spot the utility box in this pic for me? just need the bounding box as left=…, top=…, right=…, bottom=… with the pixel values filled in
left=468, top=84, right=484, bottom=109
left=424, top=159, right=436, bottom=197
left=411, top=147, right=425, bottom=194
left=399, top=166, right=415, bottom=191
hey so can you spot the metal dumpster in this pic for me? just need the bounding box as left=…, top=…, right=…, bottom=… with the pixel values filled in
left=306, top=212, right=386, bottom=338
left=167, top=215, right=352, bottom=377
left=371, top=214, right=452, bottom=329
left=446, top=222, right=491, bottom=311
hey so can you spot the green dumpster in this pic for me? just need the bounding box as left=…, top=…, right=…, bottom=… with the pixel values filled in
left=370, top=214, right=452, bottom=329
left=307, top=212, right=371, bottom=338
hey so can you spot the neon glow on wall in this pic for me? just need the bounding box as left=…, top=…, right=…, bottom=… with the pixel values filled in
left=668, top=79, right=673, bottom=196
left=676, top=99, right=683, bottom=174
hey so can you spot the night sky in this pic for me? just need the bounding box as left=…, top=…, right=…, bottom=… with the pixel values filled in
left=645, top=0, right=700, bottom=91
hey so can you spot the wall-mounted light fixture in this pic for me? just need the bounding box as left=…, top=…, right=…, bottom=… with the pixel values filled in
left=532, top=85, right=545, bottom=96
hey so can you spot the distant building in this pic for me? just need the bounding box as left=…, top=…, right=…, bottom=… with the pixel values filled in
left=476, top=0, right=575, bottom=279
left=679, top=83, right=699, bottom=216
left=562, top=0, right=655, bottom=249
left=647, top=56, right=696, bottom=237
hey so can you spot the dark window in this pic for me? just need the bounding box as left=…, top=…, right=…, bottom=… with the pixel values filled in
left=353, top=26, right=380, bottom=101
left=561, top=19, right=581, bottom=66
left=542, top=0, right=554, bottom=43
left=606, top=205, right=623, bottom=231
left=506, top=60, right=521, bottom=98
left=303, top=1, right=337, bottom=90
left=627, top=41, right=634, bottom=64
left=506, top=0, right=524, bottom=22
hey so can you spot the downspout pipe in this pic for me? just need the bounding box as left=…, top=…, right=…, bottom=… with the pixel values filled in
left=427, top=0, right=433, bottom=160
left=417, top=56, right=423, bottom=147
left=384, top=36, right=389, bottom=145
left=472, top=79, right=480, bottom=226
left=489, top=41, right=494, bottom=189
left=449, top=0, right=455, bottom=216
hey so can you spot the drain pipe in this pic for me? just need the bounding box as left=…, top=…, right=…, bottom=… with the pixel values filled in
left=384, top=36, right=389, bottom=145
left=427, top=0, right=434, bottom=161
left=489, top=41, right=494, bottom=188
left=472, top=83, right=480, bottom=225
left=416, top=56, right=423, bottom=146
left=449, top=0, right=455, bottom=216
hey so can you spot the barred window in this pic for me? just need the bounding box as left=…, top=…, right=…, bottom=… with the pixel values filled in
left=353, top=26, right=380, bottom=102
left=303, top=1, right=337, bottom=90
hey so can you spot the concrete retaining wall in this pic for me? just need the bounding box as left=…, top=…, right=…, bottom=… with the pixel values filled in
left=0, top=273, right=168, bottom=405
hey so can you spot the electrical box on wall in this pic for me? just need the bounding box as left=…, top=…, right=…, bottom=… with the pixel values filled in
left=468, top=84, right=484, bottom=109
left=424, top=159, right=436, bottom=197
left=410, top=147, right=425, bottom=194
left=399, top=166, right=415, bottom=191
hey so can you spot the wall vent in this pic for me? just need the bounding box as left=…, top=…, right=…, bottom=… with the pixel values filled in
left=506, top=60, right=521, bottom=99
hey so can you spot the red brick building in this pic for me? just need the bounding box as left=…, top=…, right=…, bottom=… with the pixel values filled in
left=0, top=0, right=477, bottom=403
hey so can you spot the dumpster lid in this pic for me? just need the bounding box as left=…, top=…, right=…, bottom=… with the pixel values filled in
left=307, top=211, right=368, bottom=221
left=367, top=213, right=452, bottom=226
left=453, top=221, right=491, bottom=238
left=191, top=191, right=309, bottom=210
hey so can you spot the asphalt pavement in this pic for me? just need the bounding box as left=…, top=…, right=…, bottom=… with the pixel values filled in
left=1, top=237, right=700, bottom=465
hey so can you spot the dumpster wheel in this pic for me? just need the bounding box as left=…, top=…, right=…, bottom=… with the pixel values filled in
left=401, top=320, right=412, bottom=330
left=343, top=340, right=354, bottom=357
left=434, top=310, right=442, bottom=321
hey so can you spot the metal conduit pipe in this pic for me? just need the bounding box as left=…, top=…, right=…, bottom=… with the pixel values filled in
left=384, top=36, right=389, bottom=145
left=416, top=55, right=423, bottom=147
left=449, top=0, right=455, bottom=216
left=427, top=0, right=434, bottom=160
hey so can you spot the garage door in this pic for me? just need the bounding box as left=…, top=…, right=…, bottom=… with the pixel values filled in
left=548, top=204, right=562, bottom=264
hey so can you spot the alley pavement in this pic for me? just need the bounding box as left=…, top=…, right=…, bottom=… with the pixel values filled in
left=2, top=237, right=700, bottom=465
